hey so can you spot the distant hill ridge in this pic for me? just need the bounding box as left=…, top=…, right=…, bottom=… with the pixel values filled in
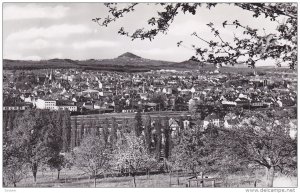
left=3, top=52, right=281, bottom=72
left=117, top=52, right=141, bottom=59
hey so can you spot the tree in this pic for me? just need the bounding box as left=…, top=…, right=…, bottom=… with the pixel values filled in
left=152, top=94, right=167, bottom=111
left=163, top=117, right=171, bottom=159
left=134, top=108, right=143, bottom=137
left=80, top=117, right=85, bottom=143
left=101, top=118, right=110, bottom=145
left=175, top=96, right=186, bottom=111
left=71, top=116, right=78, bottom=148
left=113, top=132, right=156, bottom=187
left=62, top=110, right=72, bottom=152
left=144, top=115, right=152, bottom=153
left=47, top=112, right=65, bottom=180
left=154, top=118, right=162, bottom=160
left=94, top=3, right=297, bottom=69
left=3, top=136, right=29, bottom=187
left=48, top=154, right=66, bottom=180
left=170, top=126, right=207, bottom=175
left=6, top=111, right=15, bottom=132
left=10, top=110, right=55, bottom=183
left=221, top=111, right=297, bottom=187
left=110, top=117, right=118, bottom=145
left=73, top=134, right=111, bottom=187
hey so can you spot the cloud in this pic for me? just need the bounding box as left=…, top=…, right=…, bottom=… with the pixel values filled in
left=6, top=24, right=92, bottom=41
left=3, top=4, right=70, bottom=20
left=16, top=39, right=64, bottom=50
left=72, top=40, right=119, bottom=49
left=4, top=53, right=42, bottom=61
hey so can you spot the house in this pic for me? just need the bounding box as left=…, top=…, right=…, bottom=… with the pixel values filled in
left=204, top=113, right=220, bottom=128
left=169, top=118, right=180, bottom=131
left=3, top=102, right=32, bottom=111
left=55, top=100, right=78, bottom=112
left=83, top=102, right=94, bottom=110
left=54, top=105, right=77, bottom=112
left=183, top=120, right=190, bottom=129
left=140, top=93, right=148, bottom=100
left=35, top=98, right=56, bottom=110
left=221, top=100, right=237, bottom=107
left=122, top=109, right=137, bottom=113
left=235, top=98, right=250, bottom=108
left=250, top=101, right=266, bottom=108
left=276, top=100, right=283, bottom=107
left=145, top=102, right=157, bottom=112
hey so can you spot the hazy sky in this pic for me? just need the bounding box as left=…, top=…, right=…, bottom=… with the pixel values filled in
left=3, top=3, right=280, bottom=63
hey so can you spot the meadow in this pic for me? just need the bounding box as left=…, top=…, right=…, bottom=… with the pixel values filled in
left=13, top=167, right=297, bottom=188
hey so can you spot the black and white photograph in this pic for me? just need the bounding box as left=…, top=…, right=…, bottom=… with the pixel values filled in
left=1, top=1, right=298, bottom=190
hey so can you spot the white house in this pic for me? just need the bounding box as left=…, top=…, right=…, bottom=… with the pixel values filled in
left=204, top=113, right=220, bottom=128
left=183, top=120, right=190, bottom=129
left=35, top=99, right=56, bottom=110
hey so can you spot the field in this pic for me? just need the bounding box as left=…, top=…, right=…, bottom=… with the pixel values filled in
left=11, top=167, right=297, bottom=188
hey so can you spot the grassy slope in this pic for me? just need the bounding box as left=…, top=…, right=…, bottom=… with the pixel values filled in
left=10, top=167, right=297, bottom=188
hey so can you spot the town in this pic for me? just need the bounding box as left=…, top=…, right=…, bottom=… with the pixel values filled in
left=3, top=63, right=297, bottom=115
left=3, top=62, right=297, bottom=145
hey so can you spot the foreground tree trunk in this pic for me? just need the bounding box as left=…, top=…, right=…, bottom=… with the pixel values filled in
left=94, top=177, right=97, bottom=188
left=32, top=163, right=38, bottom=183
left=169, top=170, right=172, bottom=187
left=266, top=166, right=275, bottom=187
left=147, top=169, right=150, bottom=179
left=57, top=170, right=60, bottom=180
left=177, top=170, right=180, bottom=185
left=132, top=175, right=136, bottom=187
left=13, top=182, right=16, bottom=187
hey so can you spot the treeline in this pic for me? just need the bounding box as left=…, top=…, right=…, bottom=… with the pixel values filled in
left=72, top=110, right=180, bottom=160
left=3, top=59, right=156, bottom=72
left=3, top=110, right=72, bottom=152
left=3, top=109, right=297, bottom=188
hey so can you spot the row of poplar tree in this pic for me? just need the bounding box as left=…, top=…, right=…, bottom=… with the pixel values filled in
left=73, top=110, right=179, bottom=160
left=3, top=109, right=183, bottom=187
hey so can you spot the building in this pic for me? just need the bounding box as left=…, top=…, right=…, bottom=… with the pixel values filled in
left=55, top=100, right=78, bottom=112
left=54, top=105, right=77, bottom=112
left=35, top=99, right=56, bottom=110
left=204, top=113, right=220, bottom=128
left=3, top=103, right=31, bottom=111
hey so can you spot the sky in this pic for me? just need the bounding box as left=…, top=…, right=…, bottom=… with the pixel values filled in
left=3, top=3, right=280, bottom=63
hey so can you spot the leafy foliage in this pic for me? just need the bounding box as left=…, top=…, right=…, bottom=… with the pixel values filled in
left=221, top=110, right=297, bottom=187
left=73, top=134, right=111, bottom=187
left=170, top=125, right=226, bottom=175
left=3, top=109, right=72, bottom=185
left=3, top=136, right=29, bottom=187
left=112, top=132, right=157, bottom=187
left=134, top=108, right=143, bottom=137
left=144, top=115, right=152, bottom=153
left=9, top=110, right=56, bottom=182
